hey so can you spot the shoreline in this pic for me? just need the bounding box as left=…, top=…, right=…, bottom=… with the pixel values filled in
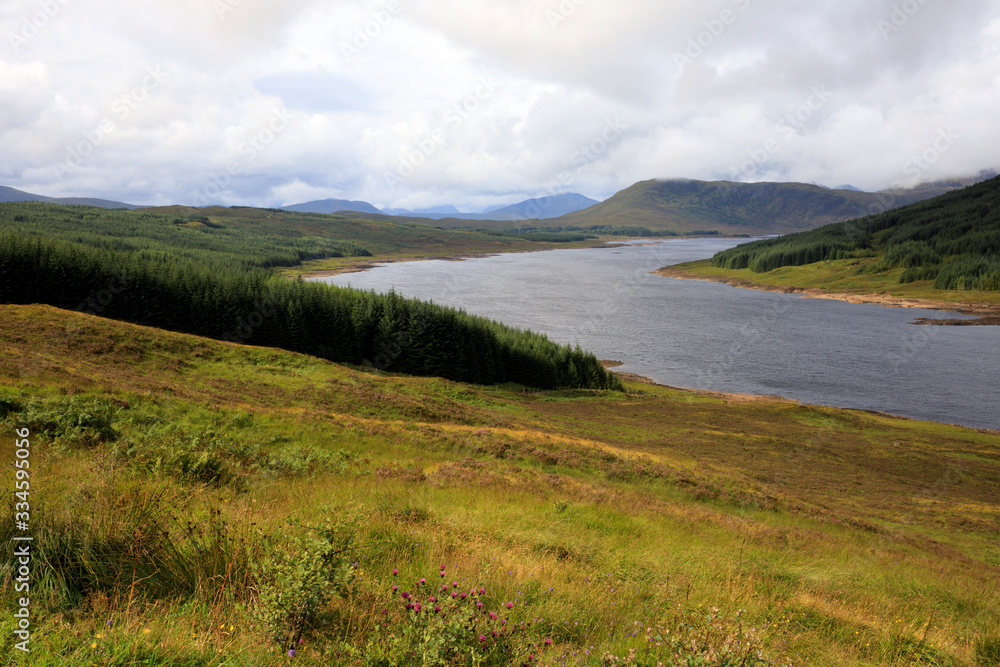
left=655, top=265, right=1000, bottom=325
left=601, top=360, right=798, bottom=405
left=602, top=362, right=1000, bottom=434
left=297, top=243, right=627, bottom=280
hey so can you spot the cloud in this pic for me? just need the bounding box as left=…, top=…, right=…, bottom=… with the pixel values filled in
left=1, top=0, right=998, bottom=208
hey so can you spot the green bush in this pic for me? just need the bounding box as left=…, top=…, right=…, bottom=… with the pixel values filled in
left=252, top=511, right=361, bottom=651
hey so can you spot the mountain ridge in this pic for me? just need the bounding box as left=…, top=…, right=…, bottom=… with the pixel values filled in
left=0, top=185, right=141, bottom=209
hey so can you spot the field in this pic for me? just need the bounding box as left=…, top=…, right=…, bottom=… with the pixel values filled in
left=3, top=304, right=999, bottom=666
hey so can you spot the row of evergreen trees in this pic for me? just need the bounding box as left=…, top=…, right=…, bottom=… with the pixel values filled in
left=710, top=175, right=1000, bottom=291
left=0, top=232, right=621, bottom=390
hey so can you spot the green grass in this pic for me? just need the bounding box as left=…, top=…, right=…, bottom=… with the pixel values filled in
left=2, top=304, right=999, bottom=665
left=660, top=258, right=1000, bottom=307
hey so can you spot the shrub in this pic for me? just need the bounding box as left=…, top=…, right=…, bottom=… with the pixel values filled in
left=252, top=510, right=361, bottom=651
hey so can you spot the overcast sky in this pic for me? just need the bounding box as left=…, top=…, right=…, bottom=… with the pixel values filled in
left=2, top=0, right=999, bottom=210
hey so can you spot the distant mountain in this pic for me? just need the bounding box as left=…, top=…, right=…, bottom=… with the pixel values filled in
left=0, top=186, right=47, bottom=203
left=486, top=193, right=599, bottom=220
left=554, top=178, right=976, bottom=235
left=281, top=198, right=382, bottom=215
left=0, top=185, right=140, bottom=209
left=382, top=193, right=599, bottom=222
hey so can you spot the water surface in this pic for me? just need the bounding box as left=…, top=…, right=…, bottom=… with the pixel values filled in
left=317, top=239, right=999, bottom=431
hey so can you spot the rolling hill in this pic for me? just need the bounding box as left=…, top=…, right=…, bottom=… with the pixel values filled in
left=554, top=178, right=969, bottom=234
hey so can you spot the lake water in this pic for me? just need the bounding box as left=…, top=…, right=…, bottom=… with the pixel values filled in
left=316, top=238, right=1000, bottom=431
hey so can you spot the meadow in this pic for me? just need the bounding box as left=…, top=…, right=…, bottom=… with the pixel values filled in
left=2, top=303, right=999, bottom=666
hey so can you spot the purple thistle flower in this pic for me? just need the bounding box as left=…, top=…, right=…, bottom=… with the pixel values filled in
left=288, top=649, right=296, bottom=657
left=506, top=602, right=513, bottom=609
left=392, top=569, right=398, bottom=576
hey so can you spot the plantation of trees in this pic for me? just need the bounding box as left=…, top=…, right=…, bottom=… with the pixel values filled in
left=710, top=174, right=1000, bottom=290
left=0, top=204, right=621, bottom=390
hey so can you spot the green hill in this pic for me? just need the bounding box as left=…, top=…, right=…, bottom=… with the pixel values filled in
left=2, top=303, right=999, bottom=665
left=555, top=179, right=970, bottom=235
left=711, top=174, right=1000, bottom=290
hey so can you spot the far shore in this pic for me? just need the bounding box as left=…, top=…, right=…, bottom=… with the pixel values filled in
left=656, top=264, right=1000, bottom=325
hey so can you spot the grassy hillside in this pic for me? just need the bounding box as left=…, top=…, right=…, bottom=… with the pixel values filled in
left=707, top=175, right=1000, bottom=292
left=2, top=304, right=999, bottom=665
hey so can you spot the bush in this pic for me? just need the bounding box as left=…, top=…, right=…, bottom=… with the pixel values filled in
left=253, top=511, right=361, bottom=652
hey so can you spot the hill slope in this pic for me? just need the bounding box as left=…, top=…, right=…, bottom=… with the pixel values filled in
left=557, top=179, right=958, bottom=234
left=710, top=174, right=1000, bottom=290
left=2, top=303, right=999, bottom=665
left=486, top=193, right=599, bottom=220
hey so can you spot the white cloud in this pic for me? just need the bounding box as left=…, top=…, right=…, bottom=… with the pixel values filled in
left=1, top=0, right=998, bottom=208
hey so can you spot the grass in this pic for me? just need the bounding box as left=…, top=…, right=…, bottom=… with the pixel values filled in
left=660, top=258, right=1000, bottom=307
left=2, top=304, right=999, bottom=665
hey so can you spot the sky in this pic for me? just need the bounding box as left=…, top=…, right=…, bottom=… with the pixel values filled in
left=2, top=0, right=999, bottom=211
